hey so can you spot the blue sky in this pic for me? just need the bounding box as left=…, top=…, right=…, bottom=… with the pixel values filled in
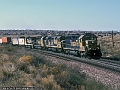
left=0, top=0, right=120, bottom=31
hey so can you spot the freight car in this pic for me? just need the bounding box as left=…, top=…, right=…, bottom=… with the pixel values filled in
left=2, top=37, right=11, bottom=44
left=18, top=37, right=25, bottom=46
left=12, top=38, right=19, bottom=45
left=17, top=36, right=43, bottom=49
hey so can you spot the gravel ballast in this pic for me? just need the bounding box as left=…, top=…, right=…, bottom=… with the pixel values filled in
left=44, top=55, right=120, bottom=90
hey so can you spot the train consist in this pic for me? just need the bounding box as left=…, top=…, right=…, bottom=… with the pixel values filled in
left=0, top=33, right=102, bottom=59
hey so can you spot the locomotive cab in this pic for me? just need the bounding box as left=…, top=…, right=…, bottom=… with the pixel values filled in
left=25, top=37, right=36, bottom=48
left=79, top=33, right=102, bottom=59
left=85, top=40, right=97, bottom=51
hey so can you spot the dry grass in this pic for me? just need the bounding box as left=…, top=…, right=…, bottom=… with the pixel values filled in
left=18, top=72, right=37, bottom=87
left=0, top=44, right=110, bottom=90
left=0, top=54, right=9, bottom=62
left=99, top=34, right=120, bottom=58
left=18, top=55, right=34, bottom=64
left=41, top=75, right=63, bottom=90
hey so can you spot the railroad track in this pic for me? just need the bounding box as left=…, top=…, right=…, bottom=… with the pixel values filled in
left=27, top=48, right=120, bottom=72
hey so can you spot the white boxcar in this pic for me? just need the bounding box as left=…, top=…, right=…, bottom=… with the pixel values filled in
left=12, top=38, right=19, bottom=45
left=0, top=39, right=2, bottom=43
left=18, top=38, right=25, bottom=45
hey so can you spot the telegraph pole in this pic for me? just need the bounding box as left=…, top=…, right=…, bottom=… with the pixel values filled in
left=112, top=30, right=114, bottom=47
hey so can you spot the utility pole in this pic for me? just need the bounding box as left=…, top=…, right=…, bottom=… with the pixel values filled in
left=112, top=30, right=114, bottom=47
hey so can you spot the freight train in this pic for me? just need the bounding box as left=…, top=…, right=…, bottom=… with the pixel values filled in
left=0, top=33, right=102, bottom=59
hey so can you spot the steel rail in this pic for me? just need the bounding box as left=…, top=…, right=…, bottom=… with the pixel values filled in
left=27, top=48, right=120, bottom=72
